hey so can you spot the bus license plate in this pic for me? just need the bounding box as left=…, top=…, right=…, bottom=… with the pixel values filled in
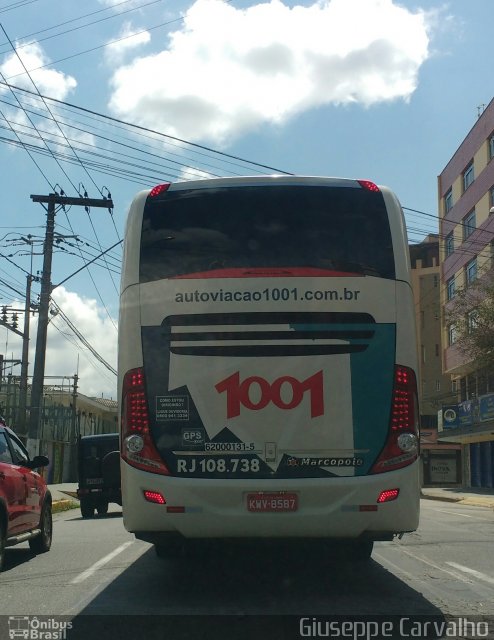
left=247, top=492, right=298, bottom=512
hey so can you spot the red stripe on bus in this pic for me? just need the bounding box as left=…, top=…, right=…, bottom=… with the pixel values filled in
left=170, top=267, right=362, bottom=279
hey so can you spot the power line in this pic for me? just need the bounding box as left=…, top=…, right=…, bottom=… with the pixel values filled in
left=1, top=82, right=492, bottom=354
left=0, top=114, right=217, bottom=181
left=0, top=101, right=53, bottom=189
left=0, top=80, right=293, bottom=176
left=0, top=0, right=40, bottom=15
left=1, top=24, right=104, bottom=196
left=49, top=319, right=117, bottom=388
left=0, top=0, right=165, bottom=53
left=0, top=29, right=123, bottom=307
left=0, top=39, right=78, bottom=191
left=2, top=13, right=194, bottom=78
left=51, top=300, right=116, bottom=375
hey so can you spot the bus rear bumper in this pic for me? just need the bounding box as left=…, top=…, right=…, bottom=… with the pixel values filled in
left=121, top=461, right=420, bottom=541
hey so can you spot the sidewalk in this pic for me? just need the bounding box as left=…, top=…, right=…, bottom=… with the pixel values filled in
left=421, top=486, right=494, bottom=508
left=47, top=483, right=494, bottom=512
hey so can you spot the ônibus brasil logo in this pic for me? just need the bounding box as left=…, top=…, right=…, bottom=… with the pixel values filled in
left=215, top=371, right=324, bottom=419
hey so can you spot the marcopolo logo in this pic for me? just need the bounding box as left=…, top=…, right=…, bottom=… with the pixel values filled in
left=8, top=616, right=72, bottom=640
left=286, top=456, right=364, bottom=468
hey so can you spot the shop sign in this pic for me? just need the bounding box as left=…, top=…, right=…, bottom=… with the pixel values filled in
left=439, top=405, right=459, bottom=430
left=479, top=393, right=494, bottom=422
left=458, top=400, right=475, bottom=427
left=420, top=430, right=437, bottom=444
left=430, top=456, right=458, bottom=484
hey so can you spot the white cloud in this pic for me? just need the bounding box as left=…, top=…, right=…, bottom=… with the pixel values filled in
left=48, top=288, right=117, bottom=398
left=4, top=288, right=117, bottom=399
left=1, top=42, right=76, bottom=100
left=105, top=22, right=151, bottom=64
left=108, top=0, right=433, bottom=145
left=178, top=167, right=215, bottom=181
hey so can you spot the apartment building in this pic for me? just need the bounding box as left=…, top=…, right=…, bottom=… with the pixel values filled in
left=438, top=98, right=494, bottom=488
left=409, top=235, right=461, bottom=486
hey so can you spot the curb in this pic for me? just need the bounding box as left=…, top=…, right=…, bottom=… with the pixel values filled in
left=421, top=494, right=462, bottom=503
left=52, top=499, right=79, bottom=514
left=421, top=494, right=494, bottom=508
left=458, top=498, right=494, bottom=508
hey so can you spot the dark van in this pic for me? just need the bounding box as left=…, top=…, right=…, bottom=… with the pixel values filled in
left=77, top=433, right=121, bottom=518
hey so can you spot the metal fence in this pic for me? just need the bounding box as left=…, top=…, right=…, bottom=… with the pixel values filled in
left=0, top=374, right=118, bottom=481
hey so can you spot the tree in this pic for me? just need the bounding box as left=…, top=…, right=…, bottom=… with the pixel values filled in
left=445, top=269, right=494, bottom=374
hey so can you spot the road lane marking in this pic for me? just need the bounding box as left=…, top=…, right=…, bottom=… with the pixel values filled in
left=423, top=505, right=493, bottom=520
left=374, top=552, right=461, bottom=605
left=398, top=548, right=473, bottom=583
left=434, top=509, right=478, bottom=519
left=70, top=542, right=134, bottom=584
left=374, top=552, right=417, bottom=582
left=446, top=562, right=494, bottom=586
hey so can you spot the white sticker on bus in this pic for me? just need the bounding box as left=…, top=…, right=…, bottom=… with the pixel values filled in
left=167, top=350, right=355, bottom=476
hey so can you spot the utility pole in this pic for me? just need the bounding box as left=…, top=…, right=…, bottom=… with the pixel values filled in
left=15, top=235, right=38, bottom=435
left=27, top=193, right=113, bottom=457
left=63, top=372, right=79, bottom=482
left=71, top=373, right=78, bottom=439
left=18, top=273, right=34, bottom=433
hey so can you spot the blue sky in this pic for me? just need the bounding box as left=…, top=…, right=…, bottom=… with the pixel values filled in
left=0, top=0, right=492, bottom=398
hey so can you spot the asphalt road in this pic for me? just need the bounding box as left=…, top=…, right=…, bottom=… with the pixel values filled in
left=0, top=499, right=493, bottom=639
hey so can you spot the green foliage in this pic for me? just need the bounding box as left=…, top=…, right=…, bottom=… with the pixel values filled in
left=445, top=270, right=494, bottom=373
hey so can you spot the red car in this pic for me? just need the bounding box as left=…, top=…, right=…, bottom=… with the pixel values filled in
left=0, top=424, right=52, bottom=570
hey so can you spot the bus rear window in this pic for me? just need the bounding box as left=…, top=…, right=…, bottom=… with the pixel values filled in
left=139, top=185, right=395, bottom=281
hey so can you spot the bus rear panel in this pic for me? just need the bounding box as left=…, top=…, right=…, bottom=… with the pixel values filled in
left=118, top=177, right=420, bottom=551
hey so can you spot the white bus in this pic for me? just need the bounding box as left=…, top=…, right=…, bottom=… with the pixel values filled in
left=118, top=176, right=420, bottom=561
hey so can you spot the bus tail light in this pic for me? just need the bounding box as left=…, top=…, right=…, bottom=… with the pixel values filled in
left=121, top=367, right=171, bottom=475
left=357, top=180, right=380, bottom=192
left=371, top=365, right=419, bottom=474
left=149, top=183, right=171, bottom=198
left=377, top=489, right=400, bottom=503
left=143, top=490, right=166, bottom=504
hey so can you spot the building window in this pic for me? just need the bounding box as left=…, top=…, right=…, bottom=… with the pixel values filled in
left=490, top=185, right=494, bottom=208
left=463, top=162, right=474, bottom=191
left=447, top=276, right=456, bottom=300
left=444, top=188, right=453, bottom=212
left=488, top=372, right=494, bottom=393
left=448, top=324, right=457, bottom=345
left=435, top=380, right=441, bottom=392
left=467, top=310, right=478, bottom=333
left=465, top=257, right=477, bottom=285
left=463, top=210, right=476, bottom=240
left=478, top=373, right=488, bottom=396
left=490, top=134, right=494, bottom=160
left=445, top=232, right=454, bottom=257
left=433, top=274, right=439, bottom=288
